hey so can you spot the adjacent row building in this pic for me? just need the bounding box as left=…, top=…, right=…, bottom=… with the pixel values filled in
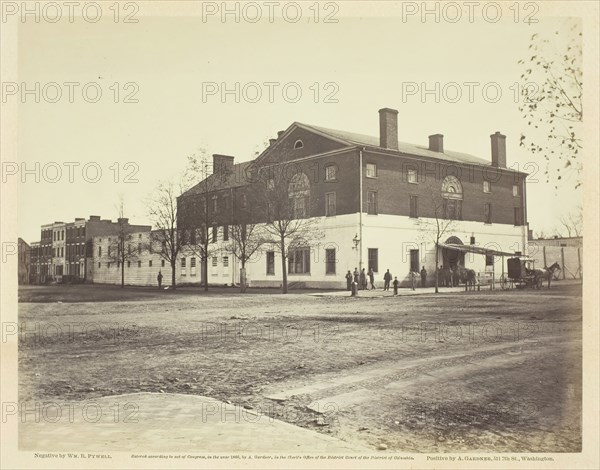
left=28, top=216, right=151, bottom=284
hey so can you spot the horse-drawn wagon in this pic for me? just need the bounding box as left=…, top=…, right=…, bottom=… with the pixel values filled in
left=501, top=257, right=542, bottom=289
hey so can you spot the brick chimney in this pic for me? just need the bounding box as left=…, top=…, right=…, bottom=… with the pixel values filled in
left=277, top=130, right=285, bottom=138
left=269, top=138, right=276, bottom=146
left=213, top=154, right=235, bottom=174
left=378, top=108, right=399, bottom=150
left=117, top=218, right=129, bottom=225
left=428, top=134, right=444, bottom=153
left=490, top=131, right=506, bottom=167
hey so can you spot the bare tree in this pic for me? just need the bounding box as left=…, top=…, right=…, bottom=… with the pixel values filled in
left=105, top=200, right=140, bottom=288
left=256, top=162, right=323, bottom=294
left=558, top=205, right=583, bottom=237
left=416, top=185, right=459, bottom=293
left=517, top=21, right=582, bottom=189
left=148, top=181, right=186, bottom=290
left=178, top=151, right=231, bottom=291
left=225, top=222, right=265, bottom=293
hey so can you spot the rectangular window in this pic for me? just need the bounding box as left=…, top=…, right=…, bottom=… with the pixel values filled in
left=483, top=181, right=491, bottom=193
left=181, top=257, right=187, bottom=276
left=513, top=184, right=520, bottom=197
left=444, top=199, right=462, bottom=220
left=486, top=254, right=494, bottom=266
left=212, top=196, right=218, bottom=212
left=149, top=260, right=153, bottom=267
left=127, top=261, right=131, bottom=268
left=325, top=192, right=336, bottom=217
left=181, top=258, right=186, bottom=267
left=368, top=248, right=378, bottom=273
left=484, top=203, right=492, bottom=224
left=367, top=191, right=378, bottom=215
left=223, top=225, right=229, bottom=241
left=325, top=165, right=336, bottom=181
left=514, top=207, right=522, bottom=226
left=98, top=262, right=101, bottom=268
left=325, top=248, right=336, bottom=275
left=409, top=195, right=418, bottom=218
left=212, top=256, right=218, bottom=267
left=266, top=251, right=275, bottom=275
left=407, top=169, right=418, bottom=184
left=190, top=257, right=196, bottom=276
left=241, top=194, right=247, bottom=208
left=366, top=163, right=377, bottom=178
left=223, top=256, right=229, bottom=268
left=212, top=225, right=218, bottom=243
left=138, top=243, right=142, bottom=254
left=410, top=249, right=419, bottom=273
left=288, top=248, right=311, bottom=274
left=161, top=259, right=165, bottom=267
left=137, top=261, right=141, bottom=268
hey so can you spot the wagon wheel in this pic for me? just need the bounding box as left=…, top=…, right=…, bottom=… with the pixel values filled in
left=500, top=274, right=509, bottom=290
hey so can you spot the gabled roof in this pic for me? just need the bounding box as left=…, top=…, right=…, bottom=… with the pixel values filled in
left=297, top=123, right=492, bottom=166
left=181, top=160, right=254, bottom=197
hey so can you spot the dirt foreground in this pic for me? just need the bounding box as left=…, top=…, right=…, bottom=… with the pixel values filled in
left=18, top=283, right=582, bottom=452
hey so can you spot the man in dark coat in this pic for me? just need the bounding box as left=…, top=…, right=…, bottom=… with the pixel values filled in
left=420, top=266, right=427, bottom=288
left=360, top=268, right=367, bottom=290
left=353, top=267, right=359, bottom=285
left=383, top=269, right=392, bottom=291
left=345, top=270, right=353, bottom=291
left=157, top=271, right=163, bottom=289
left=392, top=276, right=399, bottom=296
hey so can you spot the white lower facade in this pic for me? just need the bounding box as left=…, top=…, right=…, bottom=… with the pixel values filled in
left=88, top=214, right=526, bottom=289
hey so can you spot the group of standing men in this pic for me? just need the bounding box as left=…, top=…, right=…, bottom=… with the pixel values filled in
left=345, top=266, right=428, bottom=295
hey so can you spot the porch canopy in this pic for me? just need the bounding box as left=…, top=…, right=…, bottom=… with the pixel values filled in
left=438, top=243, right=530, bottom=258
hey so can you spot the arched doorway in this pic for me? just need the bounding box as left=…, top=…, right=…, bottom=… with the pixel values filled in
left=442, top=236, right=465, bottom=269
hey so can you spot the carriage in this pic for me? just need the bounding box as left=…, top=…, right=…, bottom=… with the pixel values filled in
left=500, top=257, right=542, bottom=289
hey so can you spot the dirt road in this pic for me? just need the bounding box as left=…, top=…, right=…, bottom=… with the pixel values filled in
left=18, top=283, right=582, bottom=452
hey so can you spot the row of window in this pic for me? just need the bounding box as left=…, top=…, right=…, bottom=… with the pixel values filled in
left=98, top=259, right=167, bottom=269
left=265, top=248, right=337, bottom=275
left=366, top=163, right=521, bottom=196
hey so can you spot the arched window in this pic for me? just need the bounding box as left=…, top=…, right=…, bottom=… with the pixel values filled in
left=288, top=172, right=310, bottom=218
left=441, top=176, right=463, bottom=220
left=294, top=140, right=304, bottom=149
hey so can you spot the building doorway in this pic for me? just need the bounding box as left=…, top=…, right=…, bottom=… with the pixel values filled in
left=442, top=236, right=465, bottom=269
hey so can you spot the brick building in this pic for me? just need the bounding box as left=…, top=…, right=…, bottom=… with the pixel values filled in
left=29, top=216, right=151, bottom=283
left=176, top=107, right=529, bottom=289
left=18, top=238, right=31, bottom=285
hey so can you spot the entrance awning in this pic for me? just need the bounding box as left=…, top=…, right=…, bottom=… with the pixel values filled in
left=439, top=243, right=529, bottom=258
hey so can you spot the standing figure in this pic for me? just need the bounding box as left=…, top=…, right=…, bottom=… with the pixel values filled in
left=383, top=269, right=392, bottom=291
left=420, top=266, right=427, bottom=288
left=360, top=268, right=367, bottom=290
left=410, top=270, right=417, bottom=291
left=368, top=267, right=376, bottom=290
left=345, top=270, right=353, bottom=291
left=353, top=267, right=359, bottom=285
left=157, top=270, right=163, bottom=289
left=392, top=276, right=399, bottom=296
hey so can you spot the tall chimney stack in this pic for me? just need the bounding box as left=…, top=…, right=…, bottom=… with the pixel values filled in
left=428, top=134, right=444, bottom=153
left=212, top=154, right=235, bottom=174
left=378, top=108, right=399, bottom=150
left=490, top=131, right=506, bottom=167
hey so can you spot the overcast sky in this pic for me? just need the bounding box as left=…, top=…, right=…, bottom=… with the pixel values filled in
left=14, top=3, right=588, bottom=242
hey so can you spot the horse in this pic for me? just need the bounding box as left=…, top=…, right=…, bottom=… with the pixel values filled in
left=455, top=266, right=477, bottom=290
left=533, top=262, right=561, bottom=289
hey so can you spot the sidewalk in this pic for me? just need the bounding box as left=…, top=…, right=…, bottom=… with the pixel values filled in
left=19, top=392, right=365, bottom=453
left=310, top=286, right=470, bottom=298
